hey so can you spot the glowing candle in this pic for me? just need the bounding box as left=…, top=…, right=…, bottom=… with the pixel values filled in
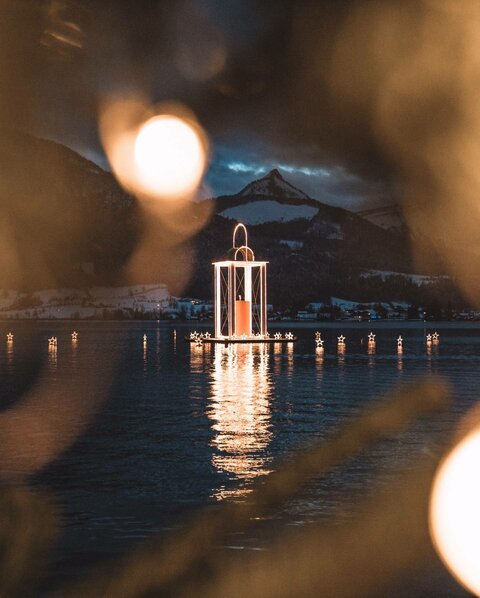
left=235, top=297, right=251, bottom=337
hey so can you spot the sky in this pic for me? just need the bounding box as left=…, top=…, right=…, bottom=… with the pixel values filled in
left=0, top=0, right=400, bottom=213
left=202, top=137, right=388, bottom=208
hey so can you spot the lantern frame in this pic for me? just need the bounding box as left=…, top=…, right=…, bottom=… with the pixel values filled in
left=213, top=223, right=268, bottom=339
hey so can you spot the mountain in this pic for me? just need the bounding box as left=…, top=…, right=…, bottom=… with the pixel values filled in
left=0, top=130, right=142, bottom=290
left=213, top=169, right=322, bottom=224
left=187, top=170, right=461, bottom=306
left=0, top=133, right=459, bottom=305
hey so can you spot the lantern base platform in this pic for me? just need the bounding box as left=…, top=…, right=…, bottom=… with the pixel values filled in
left=185, top=336, right=297, bottom=345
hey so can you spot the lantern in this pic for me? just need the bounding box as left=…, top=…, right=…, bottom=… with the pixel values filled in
left=213, top=223, right=268, bottom=340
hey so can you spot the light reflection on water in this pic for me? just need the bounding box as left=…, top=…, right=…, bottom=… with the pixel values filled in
left=0, top=321, right=478, bottom=594
left=208, top=343, right=273, bottom=499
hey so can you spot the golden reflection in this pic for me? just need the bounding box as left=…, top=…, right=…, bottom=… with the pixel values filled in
left=286, top=342, right=294, bottom=378
left=397, top=353, right=403, bottom=373
left=48, top=343, right=57, bottom=370
left=189, top=341, right=210, bottom=373
left=6, top=339, right=13, bottom=368
left=315, top=345, right=324, bottom=381
left=209, top=343, right=273, bottom=500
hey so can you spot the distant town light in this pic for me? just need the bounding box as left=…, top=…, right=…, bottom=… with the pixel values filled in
left=430, top=428, right=480, bottom=596
left=134, top=115, right=206, bottom=198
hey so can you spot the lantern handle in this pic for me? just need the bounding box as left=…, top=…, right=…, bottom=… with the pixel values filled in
left=233, top=223, right=248, bottom=249
left=234, top=246, right=255, bottom=261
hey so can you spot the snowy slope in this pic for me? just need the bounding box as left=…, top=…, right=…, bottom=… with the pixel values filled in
left=220, top=200, right=318, bottom=224
left=237, top=168, right=311, bottom=200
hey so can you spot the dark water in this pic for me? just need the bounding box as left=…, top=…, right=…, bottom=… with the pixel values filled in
left=0, top=320, right=478, bottom=595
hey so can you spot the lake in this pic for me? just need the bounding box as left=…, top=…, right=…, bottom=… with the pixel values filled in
left=0, top=320, right=477, bottom=595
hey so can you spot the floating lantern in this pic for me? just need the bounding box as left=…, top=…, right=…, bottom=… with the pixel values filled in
left=6, top=332, right=13, bottom=342
left=426, top=334, right=432, bottom=344
left=214, top=223, right=266, bottom=340
left=285, top=332, right=294, bottom=341
left=337, top=335, right=346, bottom=353
left=433, top=331, right=440, bottom=343
left=274, top=333, right=282, bottom=340
left=368, top=332, right=376, bottom=343
left=187, top=223, right=296, bottom=345
left=48, top=336, right=57, bottom=347
left=71, top=331, right=78, bottom=341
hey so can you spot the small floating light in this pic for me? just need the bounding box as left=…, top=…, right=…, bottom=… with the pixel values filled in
left=204, top=332, right=211, bottom=339
left=397, top=335, right=403, bottom=352
left=285, top=332, right=294, bottom=341
left=426, top=334, right=432, bottom=344
left=337, top=335, right=346, bottom=344
left=6, top=332, right=13, bottom=342
left=368, top=332, right=376, bottom=343
left=143, top=334, right=147, bottom=344
left=430, top=427, right=480, bottom=596
left=433, top=331, right=440, bottom=343
left=71, top=331, right=78, bottom=341
left=274, top=332, right=282, bottom=340
left=48, top=336, right=57, bottom=347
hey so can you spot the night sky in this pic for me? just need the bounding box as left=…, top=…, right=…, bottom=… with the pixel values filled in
left=1, top=0, right=479, bottom=228
left=0, top=0, right=405, bottom=211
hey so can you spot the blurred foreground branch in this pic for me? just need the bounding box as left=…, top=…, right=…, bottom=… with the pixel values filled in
left=64, top=378, right=450, bottom=597
left=0, top=486, right=57, bottom=598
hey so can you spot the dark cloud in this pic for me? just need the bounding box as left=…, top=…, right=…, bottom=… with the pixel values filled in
left=0, top=0, right=386, bottom=211
left=203, top=138, right=388, bottom=210
left=3, top=2, right=480, bottom=220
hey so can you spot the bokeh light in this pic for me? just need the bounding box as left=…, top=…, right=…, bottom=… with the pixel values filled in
left=430, top=428, right=480, bottom=596
left=134, top=115, right=206, bottom=198
left=99, top=99, right=208, bottom=202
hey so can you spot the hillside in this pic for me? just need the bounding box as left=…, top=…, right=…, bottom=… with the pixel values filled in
left=187, top=169, right=440, bottom=305
left=0, top=129, right=142, bottom=290
left=0, top=134, right=460, bottom=306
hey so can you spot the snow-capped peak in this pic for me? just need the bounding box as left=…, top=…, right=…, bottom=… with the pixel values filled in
left=237, top=168, right=311, bottom=200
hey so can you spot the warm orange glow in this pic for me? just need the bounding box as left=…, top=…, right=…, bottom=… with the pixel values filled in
left=209, top=344, right=272, bottom=499
left=430, top=428, right=480, bottom=596
left=100, top=99, right=208, bottom=202
left=235, top=300, right=251, bottom=336
left=134, top=115, right=206, bottom=198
